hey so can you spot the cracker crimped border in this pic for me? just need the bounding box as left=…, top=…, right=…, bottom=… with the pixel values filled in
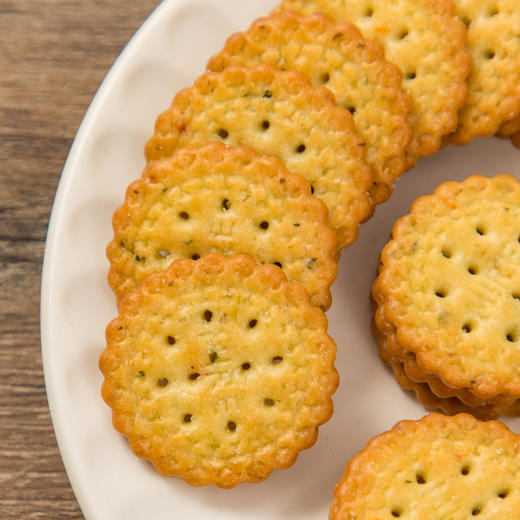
left=107, top=143, right=338, bottom=310
left=373, top=287, right=518, bottom=410
left=498, top=120, right=520, bottom=149
left=372, top=288, right=511, bottom=408
left=330, top=412, right=520, bottom=519
left=374, top=174, right=520, bottom=400
left=272, top=0, right=471, bottom=168
left=207, top=10, right=412, bottom=205
left=371, top=294, right=515, bottom=420
left=144, top=63, right=374, bottom=249
left=497, top=115, right=520, bottom=138
left=387, top=352, right=517, bottom=420
left=100, top=253, right=339, bottom=488
left=448, top=0, right=520, bottom=145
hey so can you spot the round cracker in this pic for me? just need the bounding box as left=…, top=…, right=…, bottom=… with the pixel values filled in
left=273, top=0, right=471, bottom=168
left=100, top=253, right=338, bottom=488
left=331, top=413, right=520, bottom=519
left=449, top=0, right=520, bottom=145
left=107, top=143, right=338, bottom=310
left=145, top=64, right=373, bottom=249
left=372, top=299, right=515, bottom=419
left=374, top=174, right=520, bottom=402
left=389, top=355, right=518, bottom=420
left=372, top=292, right=511, bottom=408
left=207, top=11, right=412, bottom=205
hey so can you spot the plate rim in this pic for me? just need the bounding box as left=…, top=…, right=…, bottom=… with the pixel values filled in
left=39, top=1, right=520, bottom=517
left=40, top=1, right=173, bottom=517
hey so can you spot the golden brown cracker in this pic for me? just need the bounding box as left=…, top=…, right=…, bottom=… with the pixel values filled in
left=100, top=253, right=338, bottom=488
left=273, top=0, right=471, bottom=168
left=331, top=413, right=520, bottom=519
left=107, top=143, right=338, bottom=310
left=373, top=300, right=515, bottom=419
left=373, top=293, right=510, bottom=408
left=497, top=115, right=520, bottom=138
left=374, top=174, right=520, bottom=403
left=145, top=64, right=373, bottom=249
left=386, top=352, right=517, bottom=420
left=496, top=117, right=520, bottom=149
left=449, top=0, right=520, bottom=144
left=207, top=11, right=412, bottom=204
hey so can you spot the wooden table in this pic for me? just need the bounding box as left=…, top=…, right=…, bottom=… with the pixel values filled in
left=1, top=2, right=159, bottom=517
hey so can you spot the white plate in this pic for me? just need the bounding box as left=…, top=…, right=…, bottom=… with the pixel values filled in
left=41, top=1, right=520, bottom=518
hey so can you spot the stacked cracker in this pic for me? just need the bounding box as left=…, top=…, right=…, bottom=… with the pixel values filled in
left=273, top=0, right=471, bottom=165
left=270, top=0, right=520, bottom=419
left=206, top=11, right=413, bottom=205
left=372, top=175, right=520, bottom=420
left=144, top=64, right=372, bottom=249
left=107, top=144, right=338, bottom=310
left=101, top=144, right=341, bottom=487
left=100, top=0, right=520, bottom=490
left=101, top=4, right=418, bottom=487
left=276, top=0, right=520, bottom=149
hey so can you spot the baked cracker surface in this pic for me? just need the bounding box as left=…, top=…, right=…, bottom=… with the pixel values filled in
left=372, top=293, right=517, bottom=411
left=207, top=11, right=412, bottom=205
left=100, top=253, right=338, bottom=488
left=107, top=143, right=338, bottom=310
left=371, top=297, right=515, bottom=420
left=272, top=0, right=471, bottom=168
left=330, top=413, right=520, bottom=519
left=145, top=64, right=373, bottom=249
left=374, top=174, right=520, bottom=401
left=449, top=0, right=520, bottom=145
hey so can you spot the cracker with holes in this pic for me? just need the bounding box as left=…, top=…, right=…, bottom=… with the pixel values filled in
left=107, top=143, right=338, bottom=310
left=100, top=253, right=338, bottom=488
left=330, top=413, right=520, bottom=519
left=373, top=311, right=518, bottom=420
left=272, top=0, right=471, bottom=168
left=449, top=0, right=520, bottom=145
left=374, top=298, right=519, bottom=411
left=145, top=64, right=373, bottom=249
left=207, top=11, right=412, bottom=205
left=372, top=175, right=520, bottom=417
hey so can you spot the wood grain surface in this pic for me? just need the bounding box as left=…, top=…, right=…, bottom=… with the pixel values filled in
left=0, top=1, right=159, bottom=517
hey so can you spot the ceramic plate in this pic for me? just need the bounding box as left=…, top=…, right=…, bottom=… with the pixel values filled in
left=41, top=0, right=520, bottom=518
